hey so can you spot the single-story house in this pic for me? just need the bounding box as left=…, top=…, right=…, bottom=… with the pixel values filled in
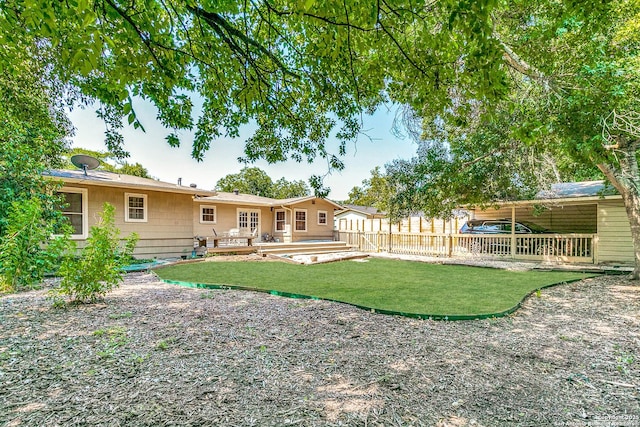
left=45, top=169, right=343, bottom=259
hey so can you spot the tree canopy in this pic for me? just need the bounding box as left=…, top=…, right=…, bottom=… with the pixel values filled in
left=0, top=66, right=70, bottom=235
left=0, top=0, right=502, bottom=172
left=215, top=167, right=310, bottom=198
left=345, top=167, right=392, bottom=211
left=0, top=65, right=73, bottom=291
left=381, top=0, right=640, bottom=275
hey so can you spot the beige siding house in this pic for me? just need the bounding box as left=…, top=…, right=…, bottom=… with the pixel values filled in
left=194, top=192, right=343, bottom=243
left=47, top=169, right=343, bottom=258
left=46, top=169, right=216, bottom=258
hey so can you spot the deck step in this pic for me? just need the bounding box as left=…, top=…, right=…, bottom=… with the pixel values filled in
left=260, top=247, right=355, bottom=256
left=256, top=241, right=354, bottom=256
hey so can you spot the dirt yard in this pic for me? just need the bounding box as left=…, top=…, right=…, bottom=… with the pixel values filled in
left=1, top=256, right=639, bottom=426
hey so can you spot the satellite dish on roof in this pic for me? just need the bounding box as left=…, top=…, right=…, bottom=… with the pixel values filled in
left=70, top=154, right=100, bottom=176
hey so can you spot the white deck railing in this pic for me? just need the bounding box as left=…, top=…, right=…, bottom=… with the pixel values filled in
left=336, top=231, right=595, bottom=263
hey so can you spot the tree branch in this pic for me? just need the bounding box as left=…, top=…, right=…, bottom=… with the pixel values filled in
left=103, top=0, right=165, bottom=71
left=187, top=5, right=300, bottom=80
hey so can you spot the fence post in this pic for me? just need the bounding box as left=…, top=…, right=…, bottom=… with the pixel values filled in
left=447, top=234, right=453, bottom=257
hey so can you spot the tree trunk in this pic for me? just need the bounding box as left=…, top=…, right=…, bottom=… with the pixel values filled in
left=597, top=141, right=640, bottom=279
left=618, top=186, right=640, bottom=280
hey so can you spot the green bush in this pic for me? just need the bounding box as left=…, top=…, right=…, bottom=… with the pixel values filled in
left=52, top=202, right=138, bottom=304
left=0, top=198, right=71, bottom=293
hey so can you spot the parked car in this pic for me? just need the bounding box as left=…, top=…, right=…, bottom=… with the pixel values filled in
left=459, top=219, right=553, bottom=234
left=458, top=219, right=561, bottom=255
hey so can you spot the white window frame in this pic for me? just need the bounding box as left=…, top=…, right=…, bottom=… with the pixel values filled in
left=317, top=210, right=328, bottom=226
left=124, top=193, right=148, bottom=223
left=236, top=208, right=261, bottom=235
left=200, top=205, right=217, bottom=224
left=59, top=187, right=88, bottom=240
left=294, top=209, right=307, bottom=232
left=274, top=209, right=286, bottom=231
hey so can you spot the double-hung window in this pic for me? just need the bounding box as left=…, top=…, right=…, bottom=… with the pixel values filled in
left=317, top=210, right=327, bottom=226
left=294, top=209, right=307, bottom=232
left=58, top=187, right=88, bottom=239
left=200, top=206, right=216, bottom=223
left=275, top=210, right=286, bottom=231
left=125, top=193, right=147, bottom=222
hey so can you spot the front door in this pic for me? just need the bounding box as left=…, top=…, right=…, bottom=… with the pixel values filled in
left=237, top=209, right=260, bottom=237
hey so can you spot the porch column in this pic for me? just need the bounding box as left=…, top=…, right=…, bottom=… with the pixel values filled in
left=511, top=206, right=516, bottom=258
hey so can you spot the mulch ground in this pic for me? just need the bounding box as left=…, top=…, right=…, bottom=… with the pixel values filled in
left=1, top=256, right=639, bottom=426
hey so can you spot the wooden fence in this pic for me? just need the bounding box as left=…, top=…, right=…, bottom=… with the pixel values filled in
left=336, top=230, right=596, bottom=264
left=336, top=216, right=467, bottom=234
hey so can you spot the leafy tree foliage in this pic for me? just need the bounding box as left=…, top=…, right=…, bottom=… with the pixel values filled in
left=0, top=64, right=73, bottom=291
left=0, top=70, right=70, bottom=234
left=0, top=199, right=72, bottom=293
left=216, top=167, right=310, bottom=198
left=216, top=167, right=275, bottom=196
left=115, top=162, right=151, bottom=178
left=272, top=177, right=311, bottom=199
left=0, top=0, right=502, bottom=174
left=52, top=203, right=138, bottom=305
left=345, top=167, right=392, bottom=212
left=382, top=1, right=640, bottom=275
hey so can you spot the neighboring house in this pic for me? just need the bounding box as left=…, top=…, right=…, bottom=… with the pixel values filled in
left=45, top=169, right=343, bottom=258
left=334, top=204, right=386, bottom=230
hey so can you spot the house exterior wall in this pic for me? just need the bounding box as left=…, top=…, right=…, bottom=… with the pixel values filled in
left=288, top=200, right=336, bottom=241
left=193, top=203, right=273, bottom=239
left=63, top=184, right=195, bottom=258
left=597, top=199, right=634, bottom=264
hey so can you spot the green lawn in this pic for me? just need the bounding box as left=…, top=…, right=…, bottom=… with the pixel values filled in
left=155, top=258, right=592, bottom=318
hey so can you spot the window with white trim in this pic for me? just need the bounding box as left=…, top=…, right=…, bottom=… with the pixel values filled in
left=200, top=205, right=216, bottom=223
left=58, top=187, right=88, bottom=238
left=125, top=193, right=147, bottom=222
left=317, top=210, right=328, bottom=226
left=294, top=209, right=307, bottom=232
left=275, top=210, right=286, bottom=231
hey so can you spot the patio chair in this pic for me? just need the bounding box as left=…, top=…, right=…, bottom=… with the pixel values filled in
left=229, top=228, right=240, bottom=245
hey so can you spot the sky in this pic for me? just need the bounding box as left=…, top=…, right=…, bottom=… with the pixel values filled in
left=68, top=100, right=418, bottom=201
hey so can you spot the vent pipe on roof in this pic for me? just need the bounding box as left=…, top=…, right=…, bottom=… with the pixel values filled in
left=233, top=189, right=239, bottom=195
left=178, top=178, right=182, bottom=186
left=190, top=183, right=197, bottom=188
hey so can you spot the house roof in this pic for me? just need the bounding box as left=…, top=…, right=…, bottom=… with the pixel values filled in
left=198, top=192, right=344, bottom=209
left=45, top=169, right=217, bottom=196
left=47, top=169, right=344, bottom=208
left=536, top=181, right=618, bottom=199
left=336, top=204, right=386, bottom=216
left=468, top=180, right=622, bottom=210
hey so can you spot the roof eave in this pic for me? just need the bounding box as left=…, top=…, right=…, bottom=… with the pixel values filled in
left=464, top=194, right=622, bottom=209
left=49, top=174, right=216, bottom=197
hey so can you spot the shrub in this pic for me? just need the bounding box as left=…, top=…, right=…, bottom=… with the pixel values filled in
left=52, top=202, right=138, bottom=304
left=0, top=198, right=71, bottom=293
